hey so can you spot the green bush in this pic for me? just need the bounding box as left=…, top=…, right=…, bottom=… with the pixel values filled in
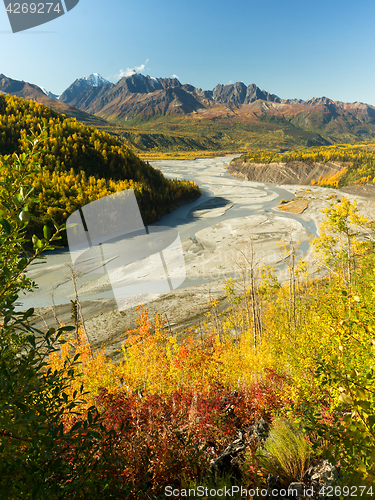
left=0, top=127, right=129, bottom=498
left=257, top=418, right=313, bottom=486
left=297, top=198, right=375, bottom=486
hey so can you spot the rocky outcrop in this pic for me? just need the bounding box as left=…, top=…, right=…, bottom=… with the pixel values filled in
left=245, top=417, right=270, bottom=446
left=265, top=460, right=342, bottom=499
left=212, top=82, right=281, bottom=105
left=209, top=430, right=246, bottom=479
left=213, top=82, right=248, bottom=105
left=227, top=159, right=346, bottom=185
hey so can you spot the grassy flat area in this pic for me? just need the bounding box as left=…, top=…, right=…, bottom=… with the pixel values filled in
left=138, top=150, right=242, bottom=161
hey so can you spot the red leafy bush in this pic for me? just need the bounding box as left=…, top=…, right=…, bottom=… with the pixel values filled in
left=93, top=374, right=288, bottom=497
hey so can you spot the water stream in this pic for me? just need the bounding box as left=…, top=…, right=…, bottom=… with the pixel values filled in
left=17, top=155, right=318, bottom=311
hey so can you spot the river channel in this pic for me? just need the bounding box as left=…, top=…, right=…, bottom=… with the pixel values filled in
left=18, top=155, right=318, bottom=313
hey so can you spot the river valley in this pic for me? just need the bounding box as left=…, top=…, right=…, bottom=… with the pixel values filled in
left=19, top=156, right=375, bottom=358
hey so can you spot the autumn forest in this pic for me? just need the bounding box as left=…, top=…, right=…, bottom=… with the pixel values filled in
left=1, top=94, right=375, bottom=499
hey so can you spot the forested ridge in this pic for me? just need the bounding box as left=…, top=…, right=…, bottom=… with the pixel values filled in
left=236, top=142, right=375, bottom=187
left=0, top=94, right=201, bottom=241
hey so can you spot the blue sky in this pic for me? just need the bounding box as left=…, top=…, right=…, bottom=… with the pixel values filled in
left=1, top=0, right=375, bottom=104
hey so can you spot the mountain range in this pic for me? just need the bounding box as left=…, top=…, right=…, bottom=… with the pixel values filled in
left=56, top=73, right=375, bottom=128
left=2, top=72, right=375, bottom=151
left=57, top=74, right=284, bottom=119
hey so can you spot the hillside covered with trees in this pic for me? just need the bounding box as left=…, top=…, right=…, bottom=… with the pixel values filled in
left=0, top=94, right=201, bottom=242
left=231, top=142, right=375, bottom=188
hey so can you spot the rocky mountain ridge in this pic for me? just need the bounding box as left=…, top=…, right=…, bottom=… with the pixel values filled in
left=2, top=72, right=375, bottom=144
left=59, top=74, right=285, bottom=117
left=56, top=74, right=375, bottom=140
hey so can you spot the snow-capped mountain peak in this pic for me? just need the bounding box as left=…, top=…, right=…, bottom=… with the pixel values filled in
left=59, top=73, right=113, bottom=102
left=39, top=87, right=58, bottom=100
left=85, top=73, right=111, bottom=87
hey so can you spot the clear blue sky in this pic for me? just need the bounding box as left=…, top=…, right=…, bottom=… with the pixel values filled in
left=1, top=0, right=375, bottom=104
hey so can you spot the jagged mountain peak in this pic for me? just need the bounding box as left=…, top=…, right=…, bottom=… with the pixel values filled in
left=212, top=82, right=247, bottom=105
left=114, top=74, right=182, bottom=94
left=59, top=73, right=113, bottom=102
left=212, top=81, right=281, bottom=105
left=305, top=96, right=335, bottom=106
left=85, top=73, right=111, bottom=87
left=116, top=73, right=163, bottom=94
left=157, top=76, right=182, bottom=89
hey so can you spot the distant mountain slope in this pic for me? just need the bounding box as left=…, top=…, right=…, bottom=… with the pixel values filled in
left=0, top=94, right=200, bottom=242
left=0, top=74, right=108, bottom=127
left=239, top=97, right=375, bottom=142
